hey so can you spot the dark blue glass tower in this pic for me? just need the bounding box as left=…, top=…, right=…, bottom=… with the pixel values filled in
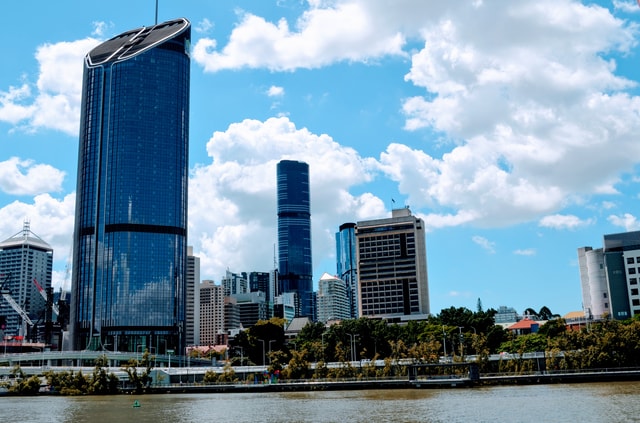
left=70, top=18, right=190, bottom=353
left=277, top=160, right=314, bottom=318
left=336, top=222, right=358, bottom=318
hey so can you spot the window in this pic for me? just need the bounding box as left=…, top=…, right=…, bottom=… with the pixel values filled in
left=632, top=288, right=639, bottom=296
left=628, top=257, right=635, bottom=264
left=603, top=292, right=608, bottom=298
left=631, top=278, right=638, bottom=285
left=630, top=268, right=637, bottom=275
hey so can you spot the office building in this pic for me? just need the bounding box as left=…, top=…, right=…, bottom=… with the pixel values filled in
left=356, top=207, right=430, bottom=320
left=186, top=247, right=200, bottom=347
left=0, top=221, right=53, bottom=338
left=222, top=271, right=248, bottom=297
left=316, top=273, right=351, bottom=324
left=277, top=160, right=314, bottom=318
left=70, top=18, right=191, bottom=353
left=232, top=291, right=269, bottom=328
left=336, top=222, right=358, bottom=318
left=578, top=230, right=640, bottom=320
left=199, top=280, right=225, bottom=346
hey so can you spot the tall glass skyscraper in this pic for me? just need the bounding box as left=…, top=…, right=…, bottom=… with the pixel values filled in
left=336, top=222, right=358, bottom=318
left=70, top=18, right=190, bottom=353
left=277, top=160, right=314, bottom=318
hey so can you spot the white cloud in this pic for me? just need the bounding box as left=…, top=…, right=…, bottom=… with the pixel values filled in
left=189, top=116, right=382, bottom=280
left=472, top=235, right=495, bottom=254
left=613, top=0, right=640, bottom=13
left=267, top=85, right=285, bottom=97
left=0, top=38, right=100, bottom=135
left=195, top=18, right=214, bottom=34
left=192, top=1, right=407, bottom=71
left=608, top=213, right=640, bottom=231
left=382, top=0, right=640, bottom=227
left=539, top=214, right=594, bottom=230
left=514, top=249, right=536, bottom=256
left=0, top=157, right=65, bottom=195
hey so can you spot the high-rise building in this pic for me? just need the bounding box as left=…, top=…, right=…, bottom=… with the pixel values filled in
left=70, top=18, right=191, bottom=353
left=316, top=273, right=351, bottom=324
left=336, top=222, right=358, bottom=318
left=277, top=160, right=314, bottom=318
left=199, top=280, right=225, bottom=346
left=578, top=231, right=640, bottom=320
left=222, top=271, right=248, bottom=297
left=356, top=207, right=430, bottom=320
left=0, top=221, right=53, bottom=338
left=186, top=247, right=200, bottom=347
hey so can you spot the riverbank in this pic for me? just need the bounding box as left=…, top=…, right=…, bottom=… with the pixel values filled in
left=142, top=368, right=640, bottom=394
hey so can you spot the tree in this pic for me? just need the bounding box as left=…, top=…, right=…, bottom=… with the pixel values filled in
left=122, top=349, right=154, bottom=393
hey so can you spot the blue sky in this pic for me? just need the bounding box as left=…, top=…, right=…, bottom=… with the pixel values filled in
left=1, top=0, right=640, bottom=317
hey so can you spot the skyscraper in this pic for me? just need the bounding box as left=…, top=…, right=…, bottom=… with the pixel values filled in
left=0, top=221, right=53, bottom=339
left=336, top=222, right=358, bottom=318
left=186, top=246, right=200, bottom=347
left=356, top=207, right=430, bottom=320
left=277, top=160, right=313, bottom=318
left=70, top=18, right=191, bottom=353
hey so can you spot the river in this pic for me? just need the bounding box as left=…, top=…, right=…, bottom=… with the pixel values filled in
left=3, top=382, right=640, bottom=422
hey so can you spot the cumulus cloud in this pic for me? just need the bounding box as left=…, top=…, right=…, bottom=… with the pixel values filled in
left=192, top=1, right=407, bottom=71
left=0, top=37, right=100, bottom=135
left=539, top=214, right=594, bottom=230
left=472, top=235, right=496, bottom=254
left=189, top=116, right=383, bottom=279
left=0, top=157, right=65, bottom=195
left=608, top=213, right=640, bottom=231
left=381, top=0, right=640, bottom=227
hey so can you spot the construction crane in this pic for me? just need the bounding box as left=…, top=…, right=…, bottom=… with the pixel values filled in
left=0, top=273, right=34, bottom=327
left=33, top=278, right=59, bottom=316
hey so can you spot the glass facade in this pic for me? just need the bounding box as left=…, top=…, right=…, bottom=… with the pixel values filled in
left=277, top=160, right=314, bottom=318
left=336, top=222, right=358, bottom=318
left=70, top=18, right=190, bottom=353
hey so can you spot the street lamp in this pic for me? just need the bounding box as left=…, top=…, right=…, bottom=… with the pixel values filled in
left=136, top=345, right=144, bottom=365
left=347, top=333, right=358, bottom=362
left=236, top=347, right=244, bottom=366
left=442, top=326, right=447, bottom=359
left=257, top=339, right=265, bottom=366
left=268, top=340, right=276, bottom=364
left=321, top=332, right=328, bottom=360
left=457, top=327, right=464, bottom=358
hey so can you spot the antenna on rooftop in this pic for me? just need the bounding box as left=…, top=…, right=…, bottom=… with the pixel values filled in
left=155, top=0, right=158, bottom=25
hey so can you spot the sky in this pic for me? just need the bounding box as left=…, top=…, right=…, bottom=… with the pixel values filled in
left=1, top=0, right=640, bottom=318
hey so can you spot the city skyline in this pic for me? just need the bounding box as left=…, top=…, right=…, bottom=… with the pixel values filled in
left=2, top=1, right=640, bottom=317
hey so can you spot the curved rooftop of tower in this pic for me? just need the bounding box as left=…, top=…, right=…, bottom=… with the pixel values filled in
left=87, top=17, right=190, bottom=67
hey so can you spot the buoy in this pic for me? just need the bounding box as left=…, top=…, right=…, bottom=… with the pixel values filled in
left=133, top=400, right=141, bottom=408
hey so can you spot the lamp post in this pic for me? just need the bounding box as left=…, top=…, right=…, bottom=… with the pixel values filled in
left=457, top=327, right=464, bottom=358
left=268, top=340, right=276, bottom=364
left=236, top=347, right=244, bottom=366
left=136, top=344, right=144, bottom=366
left=321, top=332, right=328, bottom=361
left=257, top=339, right=265, bottom=366
left=442, top=326, right=447, bottom=360
left=347, top=333, right=358, bottom=362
